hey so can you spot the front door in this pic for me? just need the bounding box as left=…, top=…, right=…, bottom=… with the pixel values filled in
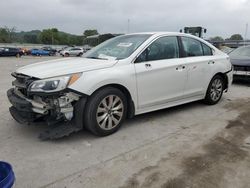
left=134, top=36, right=187, bottom=109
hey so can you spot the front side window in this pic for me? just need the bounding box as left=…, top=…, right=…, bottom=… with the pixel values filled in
left=136, top=36, right=179, bottom=63
left=181, top=37, right=203, bottom=57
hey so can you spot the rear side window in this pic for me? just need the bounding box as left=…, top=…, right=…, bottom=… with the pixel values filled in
left=202, top=43, right=213, bottom=56
left=181, top=37, right=203, bottom=57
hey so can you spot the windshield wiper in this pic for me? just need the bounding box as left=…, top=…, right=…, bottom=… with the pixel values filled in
left=86, top=56, right=108, bottom=60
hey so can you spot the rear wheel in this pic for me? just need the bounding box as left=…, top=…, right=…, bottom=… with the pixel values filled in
left=84, top=87, right=127, bottom=136
left=204, top=75, right=225, bottom=105
left=65, top=53, right=69, bottom=57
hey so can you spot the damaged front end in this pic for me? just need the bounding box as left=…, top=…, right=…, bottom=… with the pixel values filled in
left=7, top=72, right=86, bottom=140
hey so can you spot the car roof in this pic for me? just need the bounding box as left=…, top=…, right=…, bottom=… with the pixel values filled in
left=123, top=32, right=222, bottom=54
left=126, top=32, right=191, bottom=36
left=125, top=32, right=209, bottom=42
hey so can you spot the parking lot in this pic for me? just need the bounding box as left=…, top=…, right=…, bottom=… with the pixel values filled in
left=0, top=56, right=250, bottom=188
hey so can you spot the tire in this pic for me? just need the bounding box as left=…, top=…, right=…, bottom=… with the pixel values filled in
left=65, top=53, right=69, bottom=57
left=204, top=75, right=225, bottom=105
left=84, top=87, right=127, bottom=136
left=78, top=52, right=83, bottom=56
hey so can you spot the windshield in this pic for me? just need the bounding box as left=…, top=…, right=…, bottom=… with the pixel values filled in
left=84, top=34, right=152, bottom=60
left=229, top=46, right=250, bottom=59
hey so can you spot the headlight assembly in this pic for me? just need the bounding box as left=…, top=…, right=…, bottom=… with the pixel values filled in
left=29, top=73, right=82, bottom=93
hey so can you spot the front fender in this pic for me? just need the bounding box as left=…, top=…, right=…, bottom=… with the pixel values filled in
left=68, top=64, right=138, bottom=109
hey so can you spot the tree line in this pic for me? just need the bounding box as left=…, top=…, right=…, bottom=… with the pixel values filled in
left=0, top=26, right=98, bottom=45
left=209, top=34, right=244, bottom=42
left=0, top=26, right=246, bottom=45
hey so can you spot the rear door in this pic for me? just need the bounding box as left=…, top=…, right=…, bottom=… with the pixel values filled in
left=180, top=37, right=214, bottom=97
left=134, top=36, right=187, bottom=109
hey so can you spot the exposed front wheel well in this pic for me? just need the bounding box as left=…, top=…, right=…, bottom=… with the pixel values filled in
left=91, top=84, right=135, bottom=119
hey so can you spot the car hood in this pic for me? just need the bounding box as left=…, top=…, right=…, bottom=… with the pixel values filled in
left=230, top=58, right=250, bottom=66
left=16, top=57, right=118, bottom=79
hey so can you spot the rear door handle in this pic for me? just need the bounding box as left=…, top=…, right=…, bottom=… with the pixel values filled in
left=208, top=61, right=215, bottom=65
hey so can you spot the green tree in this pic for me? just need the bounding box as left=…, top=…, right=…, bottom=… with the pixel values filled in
left=229, top=34, right=243, bottom=40
left=83, top=29, right=98, bottom=37
left=23, top=34, right=39, bottom=43
left=5, top=26, right=16, bottom=42
left=0, top=28, right=10, bottom=43
left=39, top=28, right=60, bottom=44
left=0, top=26, right=16, bottom=43
left=210, top=36, right=224, bottom=42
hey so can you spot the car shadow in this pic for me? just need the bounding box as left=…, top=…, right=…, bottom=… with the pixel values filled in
left=13, top=100, right=213, bottom=143
left=50, top=100, right=205, bottom=143
left=233, top=80, right=250, bottom=87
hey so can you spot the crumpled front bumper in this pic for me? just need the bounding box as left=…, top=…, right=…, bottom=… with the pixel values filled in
left=7, top=88, right=42, bottom=124
left=7, top=88, right=87, bottom=140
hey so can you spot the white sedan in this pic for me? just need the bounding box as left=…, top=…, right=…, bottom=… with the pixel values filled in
left=60, top=47, right=84, bottom=57
left=8, top=32, right=233, bottom=138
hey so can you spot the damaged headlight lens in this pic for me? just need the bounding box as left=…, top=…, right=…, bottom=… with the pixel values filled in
left=29, top=73, right=82, bottom=93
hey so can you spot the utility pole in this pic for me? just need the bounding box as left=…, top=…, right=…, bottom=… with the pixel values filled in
left=51, top=33, right=54, bottom=45
left=244, top=23, right=248, bottom=46
left=127, top=19, right=130, bottom=33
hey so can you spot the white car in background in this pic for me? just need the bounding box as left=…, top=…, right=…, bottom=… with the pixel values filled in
left=60, top=47, right=84, bottom=57
left=7, top=32, right=233, bottom=139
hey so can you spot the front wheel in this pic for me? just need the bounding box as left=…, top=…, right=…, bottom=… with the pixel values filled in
left=204, top=75, right=225, bottom=105
left=84, top=87, right=127, bottom=136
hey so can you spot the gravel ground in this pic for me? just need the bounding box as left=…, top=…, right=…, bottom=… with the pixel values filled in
left=0, top=56, right=250, bottom=188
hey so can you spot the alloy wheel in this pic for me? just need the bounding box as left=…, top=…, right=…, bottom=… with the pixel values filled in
left=96, top=95, right=124, bottom=130
left=210, top=78, right=223, bottom=102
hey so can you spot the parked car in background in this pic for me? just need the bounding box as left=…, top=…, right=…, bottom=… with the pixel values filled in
left=20, top=48, right=31, bottom=55
left=7, top=32, right=233, bottom=138
left=220, top=46, right=233, bottom=54
left=60, top=47, right=84, bottom=57
left=58, top=46, right=75, bottom=53
left=0, top=47, right=23, bottom=57
left=82, top=45, right=92, bottom=52
left=229, top=46, right=250, bottom=80
left=31, top=48, right=55, bottom=56
left=41, top=47, right=57, bottom=55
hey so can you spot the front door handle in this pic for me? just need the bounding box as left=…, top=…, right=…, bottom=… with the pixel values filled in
left=176, top=65, right=186, bottom=71
left=145, top=63, right=152, bottom=68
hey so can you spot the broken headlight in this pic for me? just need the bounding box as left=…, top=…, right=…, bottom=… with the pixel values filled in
left=28, top=73, right=82, bottom=93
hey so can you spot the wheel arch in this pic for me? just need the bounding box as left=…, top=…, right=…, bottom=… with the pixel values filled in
left=90, top=83, right=135, bottom=119
left=212, top=72, right=229, bottom=90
